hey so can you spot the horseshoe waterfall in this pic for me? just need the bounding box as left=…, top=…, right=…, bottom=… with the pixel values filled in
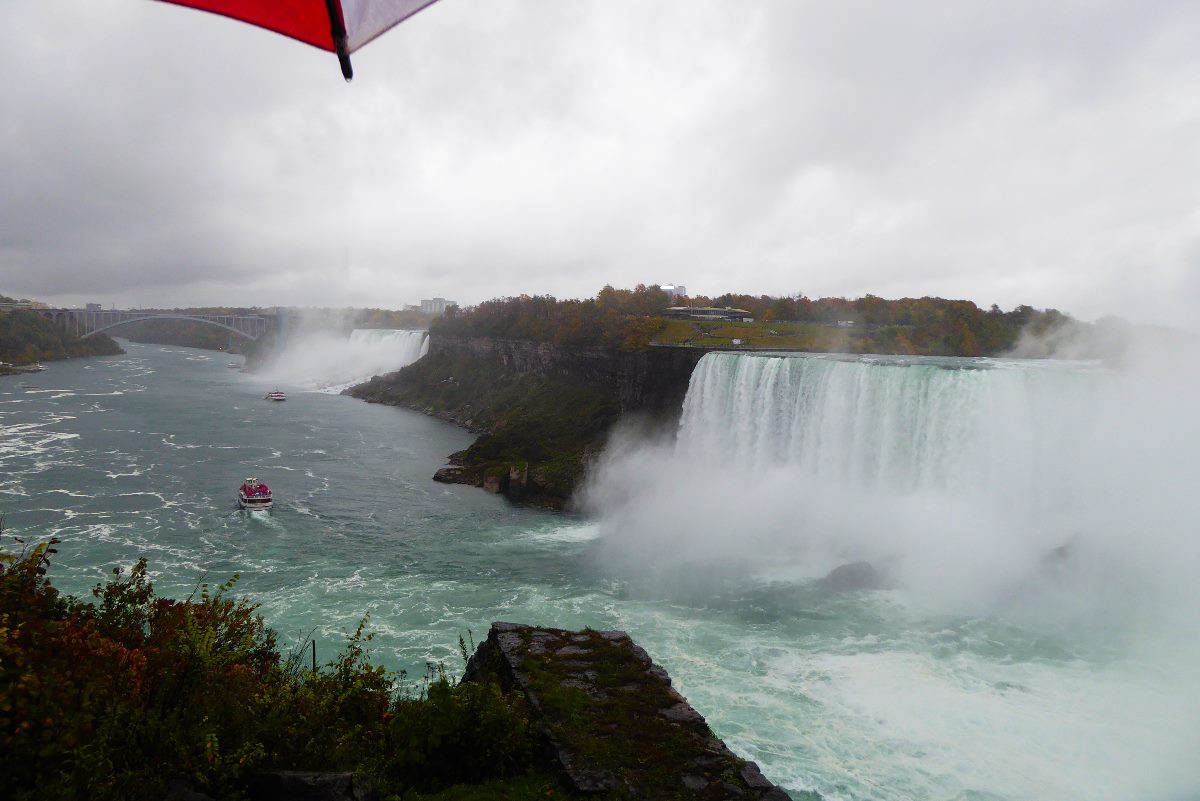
left=586, top=351, right=1200, bottom=800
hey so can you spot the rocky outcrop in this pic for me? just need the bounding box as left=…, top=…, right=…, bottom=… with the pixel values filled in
left=349, top=337, right=718, bottom=509
left=431, top=465, right=466, bottom=484
left=816, top=561, right=891, bottom=592
left=426, top=336, right=617, bottom=384
left=463, top=622, right=797, bottom=800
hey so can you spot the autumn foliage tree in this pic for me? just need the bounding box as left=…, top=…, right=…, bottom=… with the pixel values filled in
left=432, top=285, right=669, bottom=350
left=433, top=285, right=1072, bottom=358
left=0, top=535, right=536, bottom=801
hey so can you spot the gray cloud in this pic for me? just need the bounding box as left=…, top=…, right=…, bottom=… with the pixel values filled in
left=1, top=0, right=1197, bottom=328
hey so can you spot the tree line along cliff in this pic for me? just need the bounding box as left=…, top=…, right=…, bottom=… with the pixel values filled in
left=432, top=285, right=1089, bottom=356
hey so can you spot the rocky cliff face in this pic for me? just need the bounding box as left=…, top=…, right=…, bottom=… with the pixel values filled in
left=424, top=336, right=708, bottom=417
left=463, top=622, right=797, bottom=800
left=348, top=336, right=711, bottom=508
left=615, top=344, right=710, bottom=416
left=427, top=336, right=616, bottom=382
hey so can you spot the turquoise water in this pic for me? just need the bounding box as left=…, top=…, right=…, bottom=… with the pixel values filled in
left=0, top=342, right=600, bottom=668
left=2, top=342, right=1197, bottom=801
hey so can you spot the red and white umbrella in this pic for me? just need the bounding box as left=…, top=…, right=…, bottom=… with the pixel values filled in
left=154, top=0, right=442, bottom=80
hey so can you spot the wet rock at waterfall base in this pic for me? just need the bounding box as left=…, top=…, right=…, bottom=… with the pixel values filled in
left=817, top=560, right=890, bottom=592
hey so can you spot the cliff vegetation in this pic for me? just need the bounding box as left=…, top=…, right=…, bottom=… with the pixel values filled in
left=431, top=286, right=670, bottom=349
left=430, top=288, right=1088, bottom=358
left=0, top=534, right=560, bottom=801
left=351, top=345, right=622, bottom=507
left=0, top=303, right=122, bottom=366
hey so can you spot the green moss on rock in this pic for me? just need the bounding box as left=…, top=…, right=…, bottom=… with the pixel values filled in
left=349, top=347, right=619, bottom=509
left=463, top=623, right=797, bottom=800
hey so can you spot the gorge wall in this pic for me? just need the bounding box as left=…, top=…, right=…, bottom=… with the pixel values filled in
left=420, top=336, right=709, bottom=415
left=348, top=336, right=710, bottom=507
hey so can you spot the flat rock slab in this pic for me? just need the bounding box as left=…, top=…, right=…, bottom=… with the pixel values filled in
left=464, top=622, right=795, bottom=800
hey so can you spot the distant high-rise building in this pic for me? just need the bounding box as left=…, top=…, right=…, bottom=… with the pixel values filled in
left=86, top=303, right=102, bottom=311
left=660, top=284, right=687, bottom=299
left=420, top=298, right=455, bottom=314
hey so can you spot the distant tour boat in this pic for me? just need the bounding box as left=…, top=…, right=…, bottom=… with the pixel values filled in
left=265, top=389, right=286, bottom=401
left=238, top=477, right=273, bottom=510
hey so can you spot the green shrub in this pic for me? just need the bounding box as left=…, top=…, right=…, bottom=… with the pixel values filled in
left=366, top=670, right=534, bottom=794
left=0, top=537, right=540, bottom=801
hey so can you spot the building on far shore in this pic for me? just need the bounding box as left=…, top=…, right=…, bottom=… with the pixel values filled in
left=661, top=306, right=754, bottom=322
left=420, top=298, right=455, bottom=314
left=660, top=283, right=687, bottom=299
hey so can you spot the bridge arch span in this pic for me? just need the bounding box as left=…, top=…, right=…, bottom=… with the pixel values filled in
left=84, top=314, right=259, bottom=340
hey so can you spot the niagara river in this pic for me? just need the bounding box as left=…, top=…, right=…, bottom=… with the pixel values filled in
left=2, top=340, right=1197, bottom=801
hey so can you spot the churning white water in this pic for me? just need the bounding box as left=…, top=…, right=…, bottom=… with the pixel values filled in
left=585, top=350, right=1200, bottom=800
left=257, top=328, right=428, bottom=392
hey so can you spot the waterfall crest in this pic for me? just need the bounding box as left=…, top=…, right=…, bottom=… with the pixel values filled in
left=678, top=353, right=1101, bottom=513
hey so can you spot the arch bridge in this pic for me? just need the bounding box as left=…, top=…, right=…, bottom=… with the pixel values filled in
left=43, top=309, right=272, bottom=341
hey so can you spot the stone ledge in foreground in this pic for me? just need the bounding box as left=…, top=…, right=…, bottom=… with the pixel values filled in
left=463, top=622, right=800, bottom=800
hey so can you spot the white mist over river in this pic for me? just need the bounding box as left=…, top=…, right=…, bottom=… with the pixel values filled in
left=257, top=328, right=429, bottom=392
left=2, top=341, right=1198, bottom=800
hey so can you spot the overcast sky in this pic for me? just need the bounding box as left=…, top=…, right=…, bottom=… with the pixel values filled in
left=1, top=0, right=1197, bottom=328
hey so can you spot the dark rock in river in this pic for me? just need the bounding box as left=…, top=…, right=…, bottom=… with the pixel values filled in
left=818, top=561, right=889, bottom=591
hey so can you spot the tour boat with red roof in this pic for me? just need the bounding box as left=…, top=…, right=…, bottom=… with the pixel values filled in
left=238, top=477, right=273, bottom=510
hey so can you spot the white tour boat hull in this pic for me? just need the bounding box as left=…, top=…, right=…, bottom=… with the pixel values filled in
left=238, top=490, right=273, bottom=510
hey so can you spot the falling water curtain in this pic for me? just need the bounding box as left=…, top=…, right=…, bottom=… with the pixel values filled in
left=153, top=0, right=442, bottom=79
